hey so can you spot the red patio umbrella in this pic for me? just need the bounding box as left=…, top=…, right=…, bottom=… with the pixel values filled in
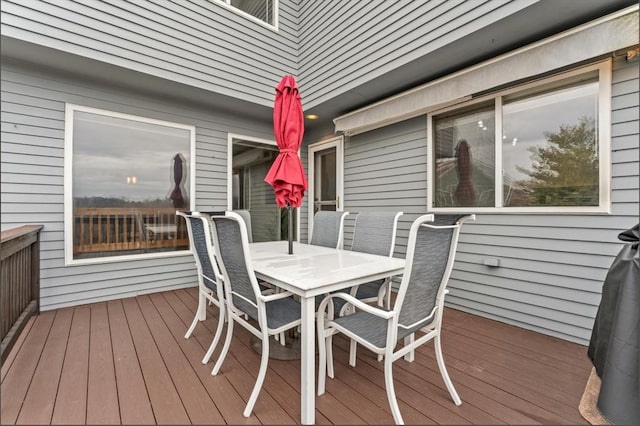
left=265, top=75, right=307, bottom=254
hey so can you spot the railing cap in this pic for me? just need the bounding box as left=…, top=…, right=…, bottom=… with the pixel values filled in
left=1, top=225, right=44, bottom=244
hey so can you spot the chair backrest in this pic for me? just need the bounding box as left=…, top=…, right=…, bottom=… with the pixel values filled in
left=176, top=211, right=221, bottom=294
left=232, top=209, right=253, bottom=243
left=394, top=214, right=475, bottom=337
left=309, top=211, right=349, bottom=249
left=206, top=211, right=261, bottom=320
left=351, top=211, right=403, bottom=257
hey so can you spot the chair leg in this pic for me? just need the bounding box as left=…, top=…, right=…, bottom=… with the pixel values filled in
left=403, top=333, right=415, bottom=362
left=326, top=334, right=335, bottom=379
left=384, top=352, right=404, bottom=425
left=243, top=330, right=270, bottom=417
left=317, top=320, right=327, bottom=395
left=377, top=285, right=386, bottom=308
left=434, top=334, right=462, bottom=406
left=202, top=304, right=226, bottom=364
left=184, top=291, right=206, bottom=339
left=349, top=339, right=357, bottom=367
left=212, top=316, right=234, bottom=375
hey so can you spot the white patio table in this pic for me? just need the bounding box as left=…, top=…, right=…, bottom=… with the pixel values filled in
left=249, top=240, right=405, bottom=424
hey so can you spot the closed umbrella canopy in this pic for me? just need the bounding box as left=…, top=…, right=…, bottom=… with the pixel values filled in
left=265, top=75, right=307, bottom=208
left=454, top=139, right=476, bottom=206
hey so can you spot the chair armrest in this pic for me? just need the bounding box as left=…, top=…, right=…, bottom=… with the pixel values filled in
left=260, top=290, right=295, bottom=302
left=318, top=292, right=395, bottom=320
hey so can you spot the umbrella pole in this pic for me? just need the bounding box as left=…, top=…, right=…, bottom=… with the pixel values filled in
left=288, top=205, right=293, bottom=254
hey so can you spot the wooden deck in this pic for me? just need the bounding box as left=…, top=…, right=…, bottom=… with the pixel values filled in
left=1, top=287, right=592, bottom=425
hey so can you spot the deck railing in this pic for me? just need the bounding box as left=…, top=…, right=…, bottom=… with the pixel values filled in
left=73, top=207, right=189, bottom=257
left=1, top=224, right=43, bottom=364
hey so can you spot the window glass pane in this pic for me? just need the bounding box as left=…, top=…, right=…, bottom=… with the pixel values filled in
left=72, top=110, right=191, bottom=260
left=433, top=103, right=495, bottom=207
left=502, top=81, right=599, bottom=207
left=230, top=0, right=274, bottom=25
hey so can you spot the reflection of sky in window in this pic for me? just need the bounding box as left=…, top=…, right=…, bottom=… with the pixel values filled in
left=502, top=83, right=597, bottom=183
left=73, top=112, right=190, bottom=201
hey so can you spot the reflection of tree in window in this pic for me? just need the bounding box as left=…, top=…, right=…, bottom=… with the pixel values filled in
left=514, top=117, right=598, bottom=206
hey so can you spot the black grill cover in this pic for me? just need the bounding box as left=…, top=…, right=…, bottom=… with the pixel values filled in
left=587, top=223, right=639, bottom=424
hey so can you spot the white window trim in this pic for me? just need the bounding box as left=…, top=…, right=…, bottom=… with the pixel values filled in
left=213, top=0, right=279, bottom=31
left=426, top=60, right=612, bottom=215
left=226, top=133, right=301, bottom=240
left=226, top=133, right=278, bottom=209
left=64, top=104, right=196, bottom=266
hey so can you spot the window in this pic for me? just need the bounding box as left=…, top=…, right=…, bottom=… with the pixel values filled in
left=215, top=0, right=278, bottom=29
left=64, top=104, right=195, bottom=264
left=427, top=61, right=611, bottom=213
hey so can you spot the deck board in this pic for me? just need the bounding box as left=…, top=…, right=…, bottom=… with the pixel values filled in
left=52, top=306, right=90, bottom=425
left=1, top=310, right=55, bottom=425
left=162, top=290, right=260, bottom=425
left=0, top=288, right=591, bottom=425
left=121, top=296, right=190, bottom=424
left=17, top=308, right=72, bottom=424
left=87, top=302, right=120, bottom=425
left=107, top=300, right=155, bottom=425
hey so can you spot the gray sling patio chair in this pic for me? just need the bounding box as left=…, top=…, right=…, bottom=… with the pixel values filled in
left=309, top=210, right=350, bottom=249
left=232, top=209, right=253, bottom=243
left=206, top=211, right=301, bottom=418
left=348, top=211, right=403, bottom=309
left=317, top=213, right=475, bottom=425
left=176, top=211, right=227, bottom=365
left=232, top=208, right=288, bottom=344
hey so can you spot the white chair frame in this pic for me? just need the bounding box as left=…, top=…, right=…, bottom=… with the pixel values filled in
left=317, top=213, right=475, bottom=424
left=177, top=211, right=227, bottom=365
left=207, top=211, right=302, bottom=418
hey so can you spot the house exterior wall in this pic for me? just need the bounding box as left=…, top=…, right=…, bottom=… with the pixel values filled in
left=0, top=0, right=299, bottom=107
left=1, top=0, right=637, bottom=345
left=333, top=57, right=639, bottom=345
left=1, top=60, right=273, bottom=310
left=297, top=0, right=535, bottom=108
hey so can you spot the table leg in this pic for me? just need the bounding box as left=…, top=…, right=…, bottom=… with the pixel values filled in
left=300, top=296, right=315, bottom=424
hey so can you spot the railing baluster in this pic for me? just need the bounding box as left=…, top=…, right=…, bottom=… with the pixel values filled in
left=1, top=225, right=43, bottom=364
left=70, top=208, right=189, bottom=256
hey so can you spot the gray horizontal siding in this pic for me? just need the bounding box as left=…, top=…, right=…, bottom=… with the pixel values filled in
left=1, top=0, right=299, bottom=107
left=1, top=60, right=274, bottom=310
left=297, top=0, right=533, bottom=107
left=342, top=116, right=429, bottom=256
left=336, top=58, right=639, bottom=345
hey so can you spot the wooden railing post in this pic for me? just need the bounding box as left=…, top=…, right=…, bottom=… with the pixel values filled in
left=1, top=225, right=43, bottom=364
left=31, top=231, right=41, bottom=314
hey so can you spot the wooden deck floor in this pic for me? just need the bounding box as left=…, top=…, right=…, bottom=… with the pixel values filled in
left=1, top=287, right=592, bottom=425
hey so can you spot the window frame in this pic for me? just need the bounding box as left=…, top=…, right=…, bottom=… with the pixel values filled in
left=426, top=60, right=612, bottom=214
left=213, top=0, right=279, bottom=31
left=64, top=103, right=196, bottom=266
